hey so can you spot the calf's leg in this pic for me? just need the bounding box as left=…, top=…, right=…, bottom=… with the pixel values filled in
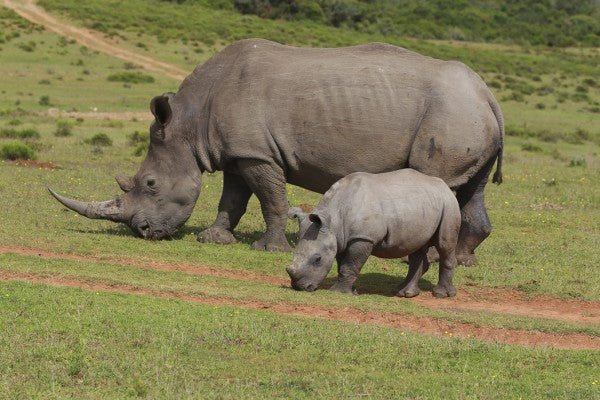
left=432, top=248, right=457, bottom=298
left=197, top=172, right=252, bottom=244
left=397, top=247, right=430, bottom=298
left=330, top=239, right=373, bottom=295
left=238, top=159, right=291, bottom=251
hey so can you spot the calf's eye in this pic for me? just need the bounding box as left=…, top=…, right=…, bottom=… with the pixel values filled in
left=314, top=256, right=322, bottom=264
left=147, top=179, right=156, bottom=187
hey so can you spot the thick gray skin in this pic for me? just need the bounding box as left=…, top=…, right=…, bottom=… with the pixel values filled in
left=286, top=169, right=461, bottom=298
left=49, top=39, right=502, bottom=261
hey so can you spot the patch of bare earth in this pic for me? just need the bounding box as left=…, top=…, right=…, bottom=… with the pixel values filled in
left=1, top=270, right=599, bottom=350
left=12, top=159, right=59, bottom=169
left=2, top=246, right=600, bottom=350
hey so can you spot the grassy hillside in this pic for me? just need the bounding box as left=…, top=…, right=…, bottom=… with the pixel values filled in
left=230, top=0, right=600, bottom=47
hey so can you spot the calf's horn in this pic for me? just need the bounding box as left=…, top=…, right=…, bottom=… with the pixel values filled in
left=48, top=187, right=128, bottom=223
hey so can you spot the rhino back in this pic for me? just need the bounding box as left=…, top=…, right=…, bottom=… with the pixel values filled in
left=201, top=40, right=499, bottom=192
left=319, top=170, right=453, bottom=257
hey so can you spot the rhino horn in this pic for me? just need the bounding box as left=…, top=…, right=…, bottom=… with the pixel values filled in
left=48, top=187, right=129, bottom=223
left=115, top=174, right=134, bottom=192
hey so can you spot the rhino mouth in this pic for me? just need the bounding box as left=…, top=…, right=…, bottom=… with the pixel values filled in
left=291, top=281, right=317, bottom=292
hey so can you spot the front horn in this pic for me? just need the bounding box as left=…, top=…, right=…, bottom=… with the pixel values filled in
left=48, top=187, right=128, bottom=223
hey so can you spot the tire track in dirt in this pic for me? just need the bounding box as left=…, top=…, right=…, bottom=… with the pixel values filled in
left=1, top=271, right=599, bottom=350
left=2, top=245, right=600, bottom=325
left=0, top=245, right=288, bottom=285
left=3, top=0, right=187, bottom=80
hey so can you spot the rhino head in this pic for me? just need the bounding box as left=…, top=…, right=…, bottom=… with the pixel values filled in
left=49, top=93, right=203, bottom=240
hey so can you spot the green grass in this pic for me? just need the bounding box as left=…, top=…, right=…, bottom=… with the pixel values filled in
left=1, top=281, right=598, bottom=399
left=0, top=3, right=599, bottom=398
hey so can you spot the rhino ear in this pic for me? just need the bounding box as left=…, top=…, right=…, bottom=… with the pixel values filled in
left=309, top=212, right=329, bottom=228
left=115, top=174, right=134, bottom=192
left=150, top=93, right=173, bottom=127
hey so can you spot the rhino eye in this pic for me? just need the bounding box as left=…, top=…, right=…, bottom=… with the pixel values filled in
left=314, top=255, right=322, bottom=264
left=146, top=179, right=156, bottom=187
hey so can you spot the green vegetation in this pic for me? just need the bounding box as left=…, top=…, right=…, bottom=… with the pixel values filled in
left=54, top=119, right=74, bottom=137
left=85, top=132, right=113, bottom=146
left=107, top=71, right=155, bottom=84
left=0, top=127, right=40, bottom=140
left=0, top=141, right=35, bottom=160
left=1, top=281, right=597, bottom=399
left=0, top=3, right=599, bottom=398
left=231, top=0, right=600, bottom=46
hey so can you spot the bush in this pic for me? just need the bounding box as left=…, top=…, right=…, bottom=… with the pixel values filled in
left=38, top=95, right=51, bottom=106
left=0, top=141, right=35, bottom=160
left=535, top=102, right=546, bottom=110
left=107, top=72, right=154, bottom=84
left=521, top=143, right=542, bottom=153
left=0, top=127, right=40, bottom=139
left=54, top=119, right=74, bottom=137
left=133, top=142, right=148, bottom=156
left=569, top=157, right=586, bottom=167
left=85, top=133, right=113, bottom=146
left=127, top=130, right=149, bottom=146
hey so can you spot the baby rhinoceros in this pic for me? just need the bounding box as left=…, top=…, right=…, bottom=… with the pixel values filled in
left=287, top=169, right=461, bottom=298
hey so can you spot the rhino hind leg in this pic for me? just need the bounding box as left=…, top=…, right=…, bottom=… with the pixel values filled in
left=238, top=159, right=291, bottom=252
left=432, top=248, right=457, bottom=298
left=455, top=158, right=495, bottom=266
left=197, top=172, right=252, bottom=245
left=397, top=247, right=430, bottom=298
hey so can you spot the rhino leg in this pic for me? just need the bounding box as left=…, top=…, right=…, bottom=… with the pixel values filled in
left=330, top=239, right=373, bottom=295
left=455, top=159, right=495, bottom=266
left=197, top=172, right=252, bottom=245
left=238, top=159, right=291, bottom=252
left=397, top=247, right=430, bottom=298
left=432, top=248, right=457, bottom=298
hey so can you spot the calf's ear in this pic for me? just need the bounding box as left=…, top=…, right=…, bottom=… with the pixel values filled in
left=309, top=212, right=329, bottom=228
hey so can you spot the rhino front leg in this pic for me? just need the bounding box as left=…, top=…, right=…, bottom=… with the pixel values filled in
left=197, top=172, right=252, bottom=245
left=397, top=247, right=430, bottom=298
left=238, top=159, right=291, bottom=252
left=330, top=239, right=373, bottom=295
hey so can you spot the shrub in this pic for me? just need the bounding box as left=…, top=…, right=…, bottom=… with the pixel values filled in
left=127, top=130, right=149, bottom=146
left=7, top=119, right=22, bottom=126
left=38, top=95, right=51, bottom=106
left=569, top=157, right=586, bottom=167
left=85, top=133, right=113, bottom=146
left=521, top=143, right=542, bottom=153
left=0, top=141, right=35, bottom=160
left=133, top=142, right=148, bottom=156
left=535, top=102, right=546, bottom=110
left=107, top=72, right=154, bottom=84
left=0, top=127, right=40, bottom=139
left=54, top=119, right=74, bottom=137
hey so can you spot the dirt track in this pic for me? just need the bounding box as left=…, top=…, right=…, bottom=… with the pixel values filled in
left=3, top=0, right=188, bottom=81
left=2, top=245, right=599, bottom=350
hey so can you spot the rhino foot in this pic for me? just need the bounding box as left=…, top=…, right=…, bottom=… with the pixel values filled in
left=457, top=253, right=478, bottom=267
left=251, top=237, right=291, bottom=252
left=197, top=227, right=237, bottom=245
left=432, top=284, right=457, bottom=298
left=329, top=282, right=358, bottom=295
left=396, top=286, right=420, bottom=298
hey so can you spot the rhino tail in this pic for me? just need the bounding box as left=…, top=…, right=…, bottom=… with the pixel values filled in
left=488, top=95, right=504, bottom=185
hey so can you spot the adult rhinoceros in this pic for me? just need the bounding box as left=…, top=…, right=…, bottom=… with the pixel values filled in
left=49, top=38, right=503, bottom=265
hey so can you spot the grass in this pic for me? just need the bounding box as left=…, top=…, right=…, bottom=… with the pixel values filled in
left=1, top=281, right=598, bottom=399
left=0, top=3, right=599, bottom=398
